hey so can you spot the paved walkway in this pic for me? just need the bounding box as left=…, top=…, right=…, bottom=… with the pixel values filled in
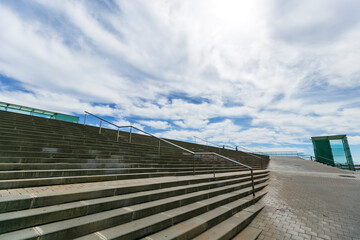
left=248, top=157, right=360, bottom=240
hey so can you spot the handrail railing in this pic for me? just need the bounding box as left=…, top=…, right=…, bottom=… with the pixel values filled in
left=84, top=111, right=193, bottom=154
left=194, top=136, right=222, bottom=148
left=193, top=152, right=253, bottom=169
left=312, top=155, right=355, bottom=171
left=194, top=136, right=263, bottom=159
left=84, top=111, right=256, bottom=197
left=316, top=155, right=333, bottom=163
left=316, top=155, right=352, bottom=167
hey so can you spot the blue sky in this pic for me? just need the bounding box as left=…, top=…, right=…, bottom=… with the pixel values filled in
left=1, top=0, right=360, bottom=162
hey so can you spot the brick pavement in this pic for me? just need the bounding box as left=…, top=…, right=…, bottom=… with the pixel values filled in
left=248, top=157, right=360, bottom=240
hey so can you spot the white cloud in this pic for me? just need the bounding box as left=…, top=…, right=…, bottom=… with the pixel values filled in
left=348, top=136, right=360, bottom=145
left=0, top=0, right=360, bottom=154
left=114, top=119, right=132, bottom=127
left=174, top=118, right=209, bottom=129
left=138, top=120, right=171, bottom=130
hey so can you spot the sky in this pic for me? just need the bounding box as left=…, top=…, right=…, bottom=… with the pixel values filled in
left=0, top=0, right=360, bottom=162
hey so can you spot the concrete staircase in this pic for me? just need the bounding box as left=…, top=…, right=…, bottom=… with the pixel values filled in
left=0, top=110, right=269, bottom=239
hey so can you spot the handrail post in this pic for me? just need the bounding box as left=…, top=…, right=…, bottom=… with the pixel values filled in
left=129, top=127, right=132, bottom=143
left=99, top=120, right=102, bottom=134
left=193, top=155, right=195, bottom=175
left=117, top=128, right=120, bottom=142
left=83, top=112, right=87, bottom=125
left=250, top=168, right=255, bottom=197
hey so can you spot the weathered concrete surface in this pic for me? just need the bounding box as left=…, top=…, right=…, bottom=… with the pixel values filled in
left=248, top=157, right=360, bottom=240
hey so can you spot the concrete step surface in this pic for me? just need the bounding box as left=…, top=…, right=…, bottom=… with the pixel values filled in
left=0, top=171, right=268, bottom=212
left=0, top=110, right=269, bottom=238
left=0, top=166, right=247, bottom=180
left=192, top=202, right=264, bottom=240
left=0, top=175, right=268, bottom=233
left=0, top=184, right=267, bottom=239
left=0, top=162, right=249, bottom=170
left=75, top=188, right=267, bottom=240
left=232, top=226, right=262, bottom=240
left=0, top=168, right=257, bottom=189
left=0, top=158, right=260, bottom=166
left=83, top=190, right=267, bottom=240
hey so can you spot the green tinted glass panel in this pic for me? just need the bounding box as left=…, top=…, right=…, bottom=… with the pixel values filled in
left=312, top=135, right=355, bottom=171
left=330, top=140, right=347, bottom=164
left=312, top=139, right=333, bottom=165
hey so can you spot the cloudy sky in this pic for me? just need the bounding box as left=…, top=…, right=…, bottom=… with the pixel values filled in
left=1, top=0, right=360, bottom=161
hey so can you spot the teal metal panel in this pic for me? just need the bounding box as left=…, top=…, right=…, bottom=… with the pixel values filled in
left=54, top=113, right=79, bottom=123
left=0, top=101, right=79, bottom=124
left=311, top=135, right=355, bottom=171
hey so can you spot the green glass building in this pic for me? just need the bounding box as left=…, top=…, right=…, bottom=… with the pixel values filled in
left=311, top=135, right=355, bottom=171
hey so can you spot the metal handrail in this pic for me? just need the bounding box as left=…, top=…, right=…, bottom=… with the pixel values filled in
left=84, top=111, right=193, bottom=154
left=194, top=152, right=253, bottom=169
left=194, top=136, right=263, bottom=159
left=316, top=155, right=350, bottom=167
left=316, top=155, right=333, bottom=162
left=315, top=155, right=355, bottom=171
left=84, top=111, right=256, bottom=197
left=194, top=136, right=222, bottom=148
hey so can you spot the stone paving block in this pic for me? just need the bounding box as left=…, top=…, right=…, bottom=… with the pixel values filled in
left=247, top=157, right=360, bottom=240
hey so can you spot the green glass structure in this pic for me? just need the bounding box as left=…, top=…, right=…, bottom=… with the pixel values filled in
left=0, top=102, right=79, bottom=123
left=311, top=135, right=355, bottom=171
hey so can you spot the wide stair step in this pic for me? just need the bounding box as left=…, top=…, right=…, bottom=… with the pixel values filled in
left=232, top=226, right=262, bottom=240
left=192, top=203, right=264, bottom=240
left=0, top=174, right=268, bottom=232
left=0, top=174, right=268, bottom=239
left=0, top=171, right=268, bottom=213
left=78, top=191, right=267, bottom=240
left=0, top=168, right=260, bottom=189
left=0, top=110, right=270, bottom=238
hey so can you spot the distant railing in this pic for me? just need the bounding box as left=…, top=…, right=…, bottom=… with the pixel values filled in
left=193, top=136, right=263, bottom=159
left=315, top=155, right=334, bottom=165
left=254, top=151, right=299, bottom=156
left=354, top=164, right=360, bottom=171
left=315, top=155, right=355, bottom=171
left=84, top=111, right=256, bottom=197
